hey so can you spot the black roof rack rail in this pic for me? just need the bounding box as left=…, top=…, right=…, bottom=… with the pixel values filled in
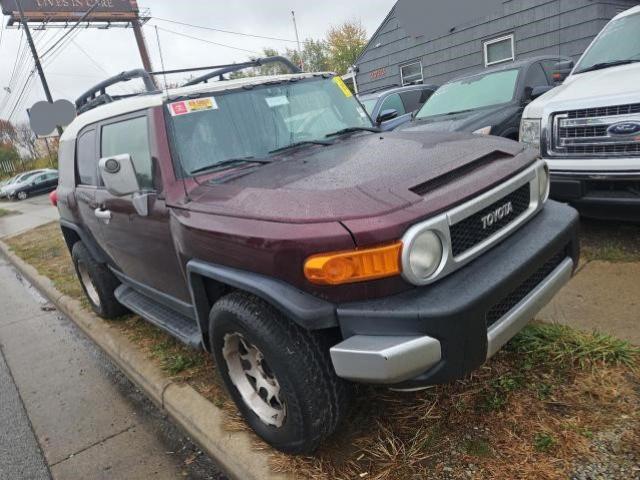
left=183, top=56, right=301, bottom=87
left=75, top=69, right=157, bottom=114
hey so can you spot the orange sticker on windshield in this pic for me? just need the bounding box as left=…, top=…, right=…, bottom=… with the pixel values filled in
left=333, top=77, right=353, bottom=97
left=168, top=97, right=218, bottom=116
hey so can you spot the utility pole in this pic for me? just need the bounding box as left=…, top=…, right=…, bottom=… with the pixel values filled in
left=132, top=17, right=155, bottom=79
left=15, top=0, right=62, bottom=135
left=291, top=11, right=304, bottom=71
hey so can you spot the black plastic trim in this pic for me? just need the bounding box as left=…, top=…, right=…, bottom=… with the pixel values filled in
left=59, top=219, right=108, bottom=264
left=335, top=200, right=580, bottom=388
left=187, top=260, right=338, bottom=340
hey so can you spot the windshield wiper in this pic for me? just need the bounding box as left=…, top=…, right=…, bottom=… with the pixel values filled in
left=325, top=127, right=381, bottom=138
left=190, top=157, right=271, bottom=175
left=574, top=59, right=639, bottom=74
left=269, top=140, right=332, bottom=154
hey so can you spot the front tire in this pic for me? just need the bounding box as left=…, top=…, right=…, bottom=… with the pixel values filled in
left=209, top=292, right=351, bottom=454
left=71, top=242, right=127, bottom=319
left=17, top=191, right=27, bottom=201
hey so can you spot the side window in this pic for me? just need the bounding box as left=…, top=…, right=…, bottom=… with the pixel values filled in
left=399, top=90, right=423, bottom=113
left=419, top=88, right=434, bottom=104
left=540, top=60, right=560, bottom=84
left=524, top=63, right=549, bottom=88
left=101, top=116, right=153, bottom=190
left=77, top=129, right=98, bottom=186
left=379, top=93, right=406, bottom=117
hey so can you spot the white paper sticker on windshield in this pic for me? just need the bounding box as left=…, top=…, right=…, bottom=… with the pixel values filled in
left=265, top=96, right=289, bottom=108
left=168, top=97, right=218, bottom=116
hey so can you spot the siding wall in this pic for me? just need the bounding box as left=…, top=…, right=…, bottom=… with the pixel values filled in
left=356, top=0, right=639, bottom=93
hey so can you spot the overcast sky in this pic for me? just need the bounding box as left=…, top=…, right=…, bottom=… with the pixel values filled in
left=0, top=0, right=396, bottom=124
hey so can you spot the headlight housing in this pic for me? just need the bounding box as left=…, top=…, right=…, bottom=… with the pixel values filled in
left=519, top=119, right=541, bottom=153
left=406, top=230, right=444, bottom=281
left=472, top=126, right=492, bottom=135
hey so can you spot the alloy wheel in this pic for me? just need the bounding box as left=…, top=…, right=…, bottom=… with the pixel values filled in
left=222, top=333, right=286, bottom=427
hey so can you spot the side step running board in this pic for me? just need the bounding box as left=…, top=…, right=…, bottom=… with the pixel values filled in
left=115, top=285, right=202, bottom=348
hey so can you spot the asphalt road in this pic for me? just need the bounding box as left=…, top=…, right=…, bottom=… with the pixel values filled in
left=0, top=195, right=59, bottom=239
left=0, top=256, right=226, bottom=480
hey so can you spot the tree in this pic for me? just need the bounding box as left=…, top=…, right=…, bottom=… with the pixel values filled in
left=16, top=123, right=37, bottom=160
left=0, top=120, right=18, bottom=146
left=286, top=39, right=331, bottom=72
left=256, top=48, right=292, bottom=76
left=326, top=20, right=368, bottom=75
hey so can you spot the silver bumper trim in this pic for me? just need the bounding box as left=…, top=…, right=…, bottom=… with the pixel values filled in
left=486, top=257, right=574, bottom=359
left=330, top=335, right=442, bottom=384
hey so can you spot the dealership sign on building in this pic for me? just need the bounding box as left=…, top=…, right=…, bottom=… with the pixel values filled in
left=1, top=0, right=139, bottom=23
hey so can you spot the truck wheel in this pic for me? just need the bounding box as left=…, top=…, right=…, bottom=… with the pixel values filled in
left=209, top=292, right=351, bottom=454
left=71, top=242, right=127, bottom=319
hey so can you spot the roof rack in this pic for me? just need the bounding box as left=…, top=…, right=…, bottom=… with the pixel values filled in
left=183, top=56, right=301, bottom=86
left=75, top=69, right=157, bottom=114
left=74, top=56, right=303, bottom=115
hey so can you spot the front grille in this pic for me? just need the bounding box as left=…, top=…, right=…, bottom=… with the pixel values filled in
left=450, top=183, right=530, bottom=257
left=565, top=144, right=640, bottom=156
left=567, top=103, right=640, bottom=119
left=486, top=252, right=566, bottom=328
left=551, top=103, right=640, bottom=158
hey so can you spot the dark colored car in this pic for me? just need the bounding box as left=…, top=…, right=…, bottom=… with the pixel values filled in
left=8, top=170, right=59, bottom=200
left=402, top=56, right=570, bottom=139
left=358, top=84, right=438, bottom=130
left=56, top=60, right=579, bottom=454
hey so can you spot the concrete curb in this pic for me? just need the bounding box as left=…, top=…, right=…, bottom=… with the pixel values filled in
left=0, top=240, right=289, bottom=480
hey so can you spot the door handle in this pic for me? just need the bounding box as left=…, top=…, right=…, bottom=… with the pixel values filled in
left=94, top=208, right=112, bottom=224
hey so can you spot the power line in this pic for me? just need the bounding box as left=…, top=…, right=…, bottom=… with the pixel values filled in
left=152, top=25, right=260, bottom=55
left=70, top=39, right=135, bottom=94
left=151, top=16, right=306, bottom=45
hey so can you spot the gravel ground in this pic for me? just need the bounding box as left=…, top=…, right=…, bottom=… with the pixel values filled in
left=571, top=422, right=640, bottom=480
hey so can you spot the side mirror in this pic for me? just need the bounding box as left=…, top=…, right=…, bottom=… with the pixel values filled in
left=530, top=85, right=554, bottom=101
left=552, top=60, right=574, bottom=84
left=377, top=108, right=398, bottom=125
left=99, top=154, right=140, bottom=197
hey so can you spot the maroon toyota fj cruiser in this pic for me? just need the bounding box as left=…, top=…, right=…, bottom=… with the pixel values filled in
left=56, top=58, right=579, bottom=454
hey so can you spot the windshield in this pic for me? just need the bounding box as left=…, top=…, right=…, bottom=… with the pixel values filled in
left=574, top=11, right=640, bottom=73
left=360, top=98, right=378, bottom=115
left=167, top=77, right=371, bottom=176
left=416, top=69, right=520, bottom=119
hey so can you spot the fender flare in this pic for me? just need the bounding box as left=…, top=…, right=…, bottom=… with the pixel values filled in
left=187, top=260, right=338, bottom=349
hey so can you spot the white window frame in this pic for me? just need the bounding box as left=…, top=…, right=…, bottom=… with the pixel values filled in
left=483, top=34, right=515, bottom=67
left=400, top=61, right=424, bottom=86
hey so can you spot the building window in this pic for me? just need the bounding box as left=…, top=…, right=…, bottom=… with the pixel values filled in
left=484, top=34, right=515, bottom=67
left=400, top=61, right=423, bottom=86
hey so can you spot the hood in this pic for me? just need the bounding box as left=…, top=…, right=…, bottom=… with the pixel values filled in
left=185, top=131, right=532, bottom=224
left=402, top=104, right=517, bottom=134
left=524, top=62, right=640, bottom=118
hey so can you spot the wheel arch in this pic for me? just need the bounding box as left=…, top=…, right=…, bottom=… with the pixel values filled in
left=187, top=260, right=338, bottom=351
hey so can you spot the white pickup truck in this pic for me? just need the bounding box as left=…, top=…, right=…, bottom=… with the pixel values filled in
left=520, top=5, right=640, bottom=221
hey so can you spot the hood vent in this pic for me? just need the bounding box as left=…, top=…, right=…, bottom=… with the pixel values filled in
left=410, top=150, right=512, bottom=197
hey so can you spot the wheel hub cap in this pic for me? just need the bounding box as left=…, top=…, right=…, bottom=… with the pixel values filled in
left=222, top=333, right=286, bottom=427
left=78, top=262, right=101, bottom=307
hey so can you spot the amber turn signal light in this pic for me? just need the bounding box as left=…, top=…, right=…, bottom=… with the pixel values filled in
left=304, top=242, right=403, bottom=285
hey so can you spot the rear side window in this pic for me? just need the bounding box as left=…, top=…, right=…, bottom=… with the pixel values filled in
left=400, top=90, right=424, bottom=112
left=101, top=116, right=153, bottom=190
left=77, top=129, right=97, bottom=186
left=380, top=93, right=406, bottom=117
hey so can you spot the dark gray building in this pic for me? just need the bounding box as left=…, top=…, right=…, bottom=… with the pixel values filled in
left=354, top=0, right=639, bottom=93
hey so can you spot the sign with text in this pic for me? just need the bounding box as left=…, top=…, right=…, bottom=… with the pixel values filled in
left=1, top=0, right=139, bottom=22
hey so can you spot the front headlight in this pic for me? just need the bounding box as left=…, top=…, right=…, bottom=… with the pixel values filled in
left=472, top=126, right=492, bottom=135
left=520, top=119, right=541, bottom=153
left=408, top=230, right=443, bottom=280
left=538, top=162, right=550, bottom=203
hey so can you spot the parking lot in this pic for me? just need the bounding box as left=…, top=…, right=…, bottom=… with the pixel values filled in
left=0, top=196, right=59, bottom=239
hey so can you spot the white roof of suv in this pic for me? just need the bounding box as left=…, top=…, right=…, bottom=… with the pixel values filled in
left=62, top=73, right=329, bottom=141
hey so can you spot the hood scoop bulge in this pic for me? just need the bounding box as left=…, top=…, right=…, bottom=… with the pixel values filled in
left=409, top=150, right=514, bottom=196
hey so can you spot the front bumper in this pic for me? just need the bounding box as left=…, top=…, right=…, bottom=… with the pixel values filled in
left=549, top=170, right=640, bottom=221
left=330, top=200, right=579, bottom=388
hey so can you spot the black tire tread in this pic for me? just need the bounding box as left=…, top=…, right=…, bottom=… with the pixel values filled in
left=71, top=242, right=127, bottom=319
left=210, top=291, right=350, bottom=453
